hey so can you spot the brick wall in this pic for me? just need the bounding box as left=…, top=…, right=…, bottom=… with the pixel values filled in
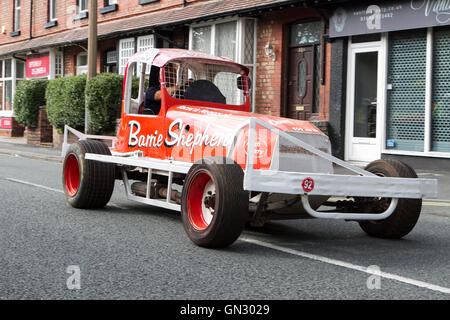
left=27, top=107, right=53, bottom=145
left=0, top=0, right=207, bottom=49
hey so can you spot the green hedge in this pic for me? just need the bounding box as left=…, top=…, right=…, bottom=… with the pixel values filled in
left=86, top=73, right=124, bottom=134
left=46, top=74, right=87, bottom=132
left=45, top=73, right=141, bottom=134
left=14, top=79, right=49, bottom=127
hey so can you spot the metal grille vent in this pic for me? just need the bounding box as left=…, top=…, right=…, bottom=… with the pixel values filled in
left=431, top=27, right=450, bottom=152
left=386, top=30, right=427, bottom=152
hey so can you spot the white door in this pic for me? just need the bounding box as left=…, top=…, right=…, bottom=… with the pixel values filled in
left=345, top=42, right=386, bottom=162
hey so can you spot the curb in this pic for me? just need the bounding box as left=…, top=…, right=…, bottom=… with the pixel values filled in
left=0, top=148, right=62, bottom=163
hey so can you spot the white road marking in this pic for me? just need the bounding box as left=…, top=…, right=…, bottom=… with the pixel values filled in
left=6, top=178, right=127, bottom=210
left=7, top=178, right=64, bottom=193
left=6, top=177, right=450, bottom=295
left=241, top=237, right=450, bottom=295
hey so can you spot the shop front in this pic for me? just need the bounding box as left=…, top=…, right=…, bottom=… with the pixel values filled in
left=329, top=0, right=450, bottom=167
left=0, top=48, right=63, bottom=136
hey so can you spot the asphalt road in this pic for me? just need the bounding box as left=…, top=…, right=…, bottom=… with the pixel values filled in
left=0, top=153, right=449, bottom=300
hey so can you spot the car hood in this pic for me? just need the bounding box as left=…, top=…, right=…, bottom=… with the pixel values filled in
left=166, top=105, right=325, bottom=136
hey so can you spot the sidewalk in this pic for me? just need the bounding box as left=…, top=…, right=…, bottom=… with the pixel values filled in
left=0, top=136, right=61, bottom=162
left=0, top=135, right=448, bottom=201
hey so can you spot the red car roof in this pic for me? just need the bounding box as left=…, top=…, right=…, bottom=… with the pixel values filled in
left=127, top=48, right=248, bottom=73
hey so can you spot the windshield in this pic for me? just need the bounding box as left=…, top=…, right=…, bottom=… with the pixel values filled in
left=163, top=59, right=249, bottom=106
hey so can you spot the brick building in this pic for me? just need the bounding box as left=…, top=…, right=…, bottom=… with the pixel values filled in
left=0, top=0, right=343, bottom=138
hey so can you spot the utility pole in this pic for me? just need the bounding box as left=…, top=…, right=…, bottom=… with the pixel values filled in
left=85, top=0, right=98, bottom=133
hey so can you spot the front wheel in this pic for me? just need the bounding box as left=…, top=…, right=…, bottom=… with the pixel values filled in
left=181, top=158, right=248, bottom=248
left=358, top=159, right=422, bottom=239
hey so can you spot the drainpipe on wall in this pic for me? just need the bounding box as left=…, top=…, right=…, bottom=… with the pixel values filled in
left=29, top=0, right=33, bottom=40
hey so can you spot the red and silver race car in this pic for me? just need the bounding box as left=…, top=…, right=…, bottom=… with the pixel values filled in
left=61, top=49, right=438, bottom=248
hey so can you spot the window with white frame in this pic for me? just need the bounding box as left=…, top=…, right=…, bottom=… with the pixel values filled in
left=14, top=0, right=21, bottom=32
left=119, top=38, right=135, bottom=75
left=49, top=0, right=57, bottom=21
left=189, top=18, right=257, bottom=108
left=76, top=52, right=88, bottom=75
left=137, top=35, right=155, bottom=74
left=106, top=0, right=117, bottom=5
left=0, top=58, right=24, bottom=115
left=137, top=35, right=154, bottom=53
left=78, top=0, right=88, bottom=13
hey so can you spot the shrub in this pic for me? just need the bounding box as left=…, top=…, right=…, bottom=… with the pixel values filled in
left=46, top=75, right=87, bottom=132
left=14, top=79, right=49, bottom=127
left=85, top=74, right=142, bottom=134
left=86, top=73, right=124, bottom=134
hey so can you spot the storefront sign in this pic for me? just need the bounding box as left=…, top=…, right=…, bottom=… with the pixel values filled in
left=26, top=56, right=50, bottom=78
left=330, top=0, right=450, bottom=38
left=0, top=118, right=13, bottom=129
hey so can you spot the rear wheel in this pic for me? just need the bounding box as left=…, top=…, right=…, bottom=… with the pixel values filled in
left=181, top=158, right=248, bottom=248
left=358, top=159, right=422, bottom=239
left=63, top=140, right=115, bottom=209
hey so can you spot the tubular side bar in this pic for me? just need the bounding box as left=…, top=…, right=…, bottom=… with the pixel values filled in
left=61, top=125, right=117, bottom=157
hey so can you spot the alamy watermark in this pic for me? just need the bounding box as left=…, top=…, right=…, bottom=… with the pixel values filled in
left=366, top=265, right=382, bottom=290
left=66, top=265, right=81, bottom=290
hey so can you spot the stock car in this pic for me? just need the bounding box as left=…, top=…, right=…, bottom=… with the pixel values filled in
left=61, top=49, right=437, bottom=248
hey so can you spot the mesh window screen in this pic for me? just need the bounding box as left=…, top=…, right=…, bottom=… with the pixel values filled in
left=431, top=27, right=450, bottom=152
left=386, top=29, right=427, bottom=152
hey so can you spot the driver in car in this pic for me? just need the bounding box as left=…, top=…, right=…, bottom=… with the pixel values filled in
left=143, top=64, right=180, bottom=115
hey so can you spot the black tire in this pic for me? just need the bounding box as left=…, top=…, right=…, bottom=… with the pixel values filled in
left=358, top=159, right=422, bottom=239
left=181, top=157, right=248, bottom=248
left=63, top=140, right=115, bottom=209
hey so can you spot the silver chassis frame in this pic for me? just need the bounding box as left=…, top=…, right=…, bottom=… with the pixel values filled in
left=62, top=119, right=438, bottom=220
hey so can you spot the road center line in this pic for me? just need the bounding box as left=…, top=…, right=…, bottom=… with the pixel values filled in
left=241, top=237, right=450, bottom=295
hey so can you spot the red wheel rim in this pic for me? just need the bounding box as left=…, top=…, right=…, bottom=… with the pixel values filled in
left=187, top=171, right=216, bottom=231
left=64, top=154, right=80, bottom=197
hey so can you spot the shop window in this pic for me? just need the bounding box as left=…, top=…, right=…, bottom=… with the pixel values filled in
left=431, top=27, right=450, bottom=152
left=119, top=38, right=135, bottom=75
left=386, top=30, right=427, bottom=152
left=76, top=52, right=88, bottom=75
